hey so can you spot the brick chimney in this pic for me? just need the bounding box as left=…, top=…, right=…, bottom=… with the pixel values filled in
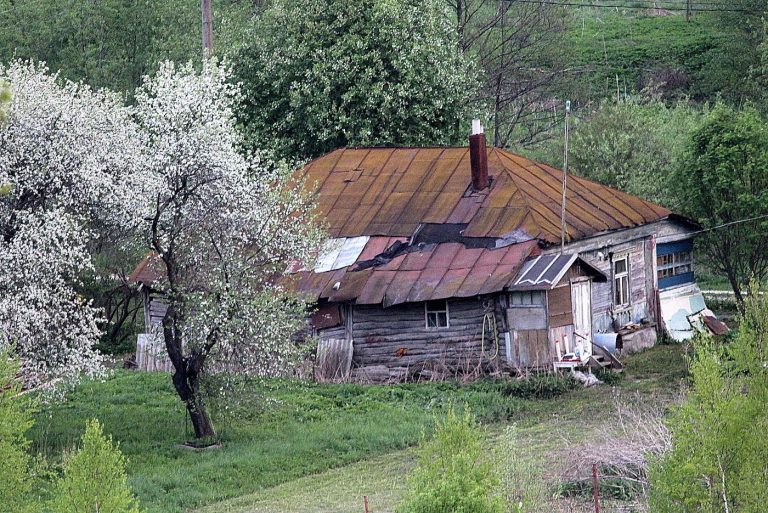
left=469, top=119, right=489, bottom=191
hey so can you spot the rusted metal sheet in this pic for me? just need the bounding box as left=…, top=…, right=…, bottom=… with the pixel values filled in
left=128, top=253, right=164, bottom=285
left=289, top=237, right=541, bottom=306
left=299, top=147, right=672, bottom=243
left=312, top=304, right=343, bottom=329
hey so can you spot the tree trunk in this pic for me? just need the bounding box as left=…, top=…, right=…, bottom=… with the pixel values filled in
left=181, top=368, right=216, bottom=439
left=163, top=305, right=216, bottom=439
left=724, top=265, right=745, bottom=314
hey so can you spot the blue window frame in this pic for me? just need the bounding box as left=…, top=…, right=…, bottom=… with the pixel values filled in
left=657, top=240, right=694, bottom=289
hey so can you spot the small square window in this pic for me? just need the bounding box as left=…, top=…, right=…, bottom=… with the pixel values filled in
left=425, top=300, right=449, bottom=328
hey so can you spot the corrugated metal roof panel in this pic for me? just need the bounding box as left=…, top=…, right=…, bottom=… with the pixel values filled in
left=279, top=238, right=546, bottom=306
left=300, top=147, right=674, bottom=243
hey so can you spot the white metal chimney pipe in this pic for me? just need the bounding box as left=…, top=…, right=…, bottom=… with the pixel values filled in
left=471, top=119, right=483, bottom=135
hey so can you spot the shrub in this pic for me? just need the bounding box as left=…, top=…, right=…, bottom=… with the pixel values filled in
left=0, top=352, right=37, bottom=513
left=471, top=373, right=577, bottom=400
left=397, top=407, right=505, bottom=513
left=648, top=291, right=768, bottom=512
left=48, top=418, right=141, bottom=513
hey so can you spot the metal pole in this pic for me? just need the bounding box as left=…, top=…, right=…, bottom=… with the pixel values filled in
left=560, top=100, right=570, bottom=253
left=592, top=463, right=601, bottom=513
left=202, top=0, right=214, bottom=57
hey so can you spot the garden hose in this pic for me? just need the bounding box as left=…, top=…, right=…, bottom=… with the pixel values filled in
left=481, top=311, right=500, bottom=361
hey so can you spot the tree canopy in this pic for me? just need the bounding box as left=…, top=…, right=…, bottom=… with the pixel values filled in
left=0, top=61, right=143, bottom=385
left=235, top=0, right=476, bottom=162
left=673, top=104, right=768, bottom=308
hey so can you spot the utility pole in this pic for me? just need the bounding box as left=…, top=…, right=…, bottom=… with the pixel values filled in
left=560, top=100, right=570, bottom=254
left=202, top=0, right=214, bottom=57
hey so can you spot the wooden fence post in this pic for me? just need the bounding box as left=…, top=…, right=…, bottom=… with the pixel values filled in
left=592, top=462, right=600, bottom=513
left=363, top=495, right=370, bottom=513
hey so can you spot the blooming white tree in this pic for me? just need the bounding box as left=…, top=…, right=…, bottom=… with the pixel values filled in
left=0, top=61, right=143, bottom=386
left=133, top=61, right=323, bottom=438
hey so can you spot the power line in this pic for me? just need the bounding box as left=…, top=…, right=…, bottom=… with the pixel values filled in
left=688, top=214, right=768, bottom=236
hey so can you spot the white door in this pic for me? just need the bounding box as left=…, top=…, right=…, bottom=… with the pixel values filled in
left=571, top=280, right=592, bottom=360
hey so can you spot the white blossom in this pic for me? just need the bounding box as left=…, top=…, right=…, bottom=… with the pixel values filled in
left=131, top=60, right=322, bottom=430
left=0, top=61, right=142, bottom=386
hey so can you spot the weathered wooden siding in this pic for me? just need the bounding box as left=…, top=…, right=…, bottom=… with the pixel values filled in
left=506, top=306, right=547, bottom=330
left=317, top=325, right=347, bottom=340
left=144, top=291, right=168, bottom=329
left=350, top=297, right=504, bottom=380
left=136, top=334, right=173, bottom=372
left=509, top=329, right=550, bottom=368
left=580, top=239, right=649, bottom=332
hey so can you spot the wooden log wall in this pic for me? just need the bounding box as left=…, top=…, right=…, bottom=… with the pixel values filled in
left=146, top=292, right=168, bottom=329
left=350, top=297, right=505, bottom=381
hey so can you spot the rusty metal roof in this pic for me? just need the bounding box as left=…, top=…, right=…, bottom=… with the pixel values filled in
left=128, top=253, right=163, bottom=285
left=299, top=147, right=672, bottom=244
left=287, top=237, right=541, bottom=306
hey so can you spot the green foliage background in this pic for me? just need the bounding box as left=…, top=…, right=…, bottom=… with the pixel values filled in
left=235, top=0, right=475, bottom=161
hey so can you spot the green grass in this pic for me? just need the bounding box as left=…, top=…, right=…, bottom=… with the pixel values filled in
left=195, top=449, right=413, bottom=513
left=566, top=10, right=744, bottom=102
left=195, top=344, right=691, bottom=513
left=29, top=372, right=571, bottom=513
left=27, top=344, right=688, bottom=513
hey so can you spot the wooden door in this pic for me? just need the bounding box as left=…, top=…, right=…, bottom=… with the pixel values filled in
left=571, top=280, right=592, bottom=359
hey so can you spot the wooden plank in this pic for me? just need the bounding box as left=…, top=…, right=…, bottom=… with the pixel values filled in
left=548, top=285, right=573, bottom=328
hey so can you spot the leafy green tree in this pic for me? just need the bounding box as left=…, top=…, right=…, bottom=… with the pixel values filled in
left=0, top=0, right=254, bottom=94
left=673, top=104, right=768, bottom=309
left=524, top=98, right=703, bottom=207
left=0, top=353, right=37, bottom=513
left=235, top=0, right=476, bottom=161
left=49, top=419, right=141, bottom=513
left=649, top=291, right=768, bottom=513
left=397, top=407, right=504, bottom=513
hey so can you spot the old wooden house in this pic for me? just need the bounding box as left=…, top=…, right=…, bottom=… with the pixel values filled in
left=131, top=121, right=711, bottom=379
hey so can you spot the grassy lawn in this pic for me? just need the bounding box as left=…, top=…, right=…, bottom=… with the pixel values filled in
left=28, top=344, right=688, bottom=513
left=196, top=344, right=690, bottom=513
left=29, top=371, right=565, bottom=513
left=196, top=449, right=413, bottom=513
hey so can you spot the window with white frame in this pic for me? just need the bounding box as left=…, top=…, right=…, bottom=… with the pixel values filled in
left=425, top=300, right=449, bottom=328
left=509, top=290, right=546, bottom=306
left=657, top=250, right=693, bottom=280
left=613, top=254, right=630, bottom=307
